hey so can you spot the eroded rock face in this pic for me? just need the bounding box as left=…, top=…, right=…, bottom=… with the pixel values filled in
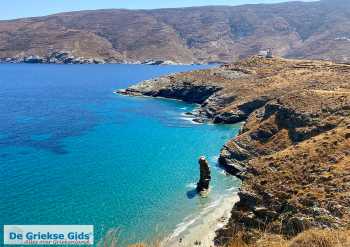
left=196, top=156, right=211, bottom=196
left=119, top=57, right=350, bottom=246
left=118, top=76, right=222, bottom=105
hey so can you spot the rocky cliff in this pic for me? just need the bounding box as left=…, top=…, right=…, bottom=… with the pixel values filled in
left=1, top=0, right=350, bottom=64
left=119, top=56, right=350, bottom=246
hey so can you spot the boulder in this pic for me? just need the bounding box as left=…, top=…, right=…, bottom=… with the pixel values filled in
left=220, top=141, right=252, bottom=164
left=24, top=55, right=44, bottom=63
left=326, top=201, right=345, bottom=218
left=282, top=216, right=312, bottom=236
left=253, top=207, right=278, bottom=220
left=239, top=212, right=265, bottom=229
left=214, top=111, right=245, bottom=124
left=237, top=191, right=261, bottom=210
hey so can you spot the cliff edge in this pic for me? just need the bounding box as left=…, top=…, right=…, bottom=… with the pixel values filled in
left=119, top=57, right=350, bottom=246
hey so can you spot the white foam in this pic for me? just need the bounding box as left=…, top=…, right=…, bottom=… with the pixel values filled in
left=219, top=170, right=228, bottom=176
left=166, top=199, right=221, bottom=241
left=201, top=198, right=222, bottom=212
left=225, top=187, right=236, bottom=192
left=168, top=216, right=201, bottom=239
left=180, top=112, right=192, bottom=117
left=185, top=182, right=197, bottom=189
left=210, top=155, right=219, bottom=163
left=179, top=117, right=202, bottom=125
left=163, top=193, right=240, bottom=247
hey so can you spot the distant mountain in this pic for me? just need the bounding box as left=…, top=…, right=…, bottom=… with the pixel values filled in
left=1, top=0, right=350, bottom=63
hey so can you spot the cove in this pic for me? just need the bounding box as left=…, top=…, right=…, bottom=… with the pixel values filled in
left=0, top=63, right=241, bottom=246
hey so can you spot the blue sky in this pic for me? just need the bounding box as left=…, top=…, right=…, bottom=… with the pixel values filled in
left=1, top=0, right=318, bottom=20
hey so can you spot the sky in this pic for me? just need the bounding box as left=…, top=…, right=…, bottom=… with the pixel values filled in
left=1, top=0, right=318, bottom=20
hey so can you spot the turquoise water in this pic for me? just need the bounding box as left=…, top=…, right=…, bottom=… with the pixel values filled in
left=0, top=64, right=240, bottom=246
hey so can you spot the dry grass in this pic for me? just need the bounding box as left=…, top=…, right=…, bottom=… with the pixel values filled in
left=123, top=57, right=350, bottom=247
left=128, top=241, right=161, bottom=247
left=288, top=229, right=350, bottom=247
left=225, top=229, right=350, bottom=247
left=126, top=230, right=350, bottom=247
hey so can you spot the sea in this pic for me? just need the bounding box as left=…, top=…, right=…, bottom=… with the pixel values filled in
left=0, top=63, right=241, bottom=246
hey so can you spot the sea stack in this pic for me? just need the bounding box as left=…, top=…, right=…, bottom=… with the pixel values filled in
left=196, top=156, right=211, bottom=197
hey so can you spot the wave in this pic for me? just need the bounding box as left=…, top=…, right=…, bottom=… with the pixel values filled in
left=185, top=182, right=197, bottom=189
left=166, top=197, right=222, bottom=239
left=179, top=116, right=202, bottom=125
left=210, top=155, right=219, bottom=163
left=225, top=186, right=236, bottom=192
left=201, top=198, right=222, bottom=212
left=163, top=194, right=239, bottom=247
left=168, top=215, right=201, bottom=239
left=219, top=169, right=228, bottom=176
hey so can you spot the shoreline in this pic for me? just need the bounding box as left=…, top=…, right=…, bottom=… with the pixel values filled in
left=0, top=57, right=213, bottom=66
left=0, top=62, right=202, bottom=66
left=117, top=57, right=350, bottom=246
left=162, top=193, right=239, bottom=247
left=116, top=89, right=242, bottom=247
left=162, top=102, right=241, bottom=247
left=116, top=74, right=241, bottom=247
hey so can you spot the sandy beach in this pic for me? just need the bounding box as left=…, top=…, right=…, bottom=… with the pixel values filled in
left=162, top=192, right=239, bottom=247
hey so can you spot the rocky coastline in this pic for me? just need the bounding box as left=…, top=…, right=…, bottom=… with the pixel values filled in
left=0, top=51, right=197, bottom=65
left=118, top=56, right=350, bottom=246
left=2, top=1, right=350, bottom=66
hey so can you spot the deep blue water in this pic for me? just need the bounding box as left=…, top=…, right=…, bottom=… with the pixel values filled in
left=0, top=64, right=240, bottom=246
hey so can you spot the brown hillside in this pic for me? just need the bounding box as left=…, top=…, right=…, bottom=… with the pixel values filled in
left=120, top=56, right=350, bottom=246
left=1, top=0, right=350, bottom=63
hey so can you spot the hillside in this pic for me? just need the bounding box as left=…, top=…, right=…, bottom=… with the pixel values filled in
left=119, top=56, right=350, bottom=246
left=1, top=0, right=350, bottom=64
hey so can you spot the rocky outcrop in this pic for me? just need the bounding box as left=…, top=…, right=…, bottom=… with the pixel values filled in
left=213, top=97, right=271, bottom=124
left=0, top=54, right=188, bottom=65
left=141, top=59, right=182, bottom=65
left=0, top=51, right=111, bottom=64
left=196, top=156, right=211, bottom=197
left=119, top=57, right=350, bottom=246
left=217, top=118, right=350, bottom=243
left=117, top=76, right=222, bottom=104
left=219, top=89, right=350, bottom=174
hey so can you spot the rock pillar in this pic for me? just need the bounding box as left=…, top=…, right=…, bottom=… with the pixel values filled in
left=196, top=156, right=211, bottom=196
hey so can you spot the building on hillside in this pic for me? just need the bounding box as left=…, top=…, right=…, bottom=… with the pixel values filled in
left=266, top=48, right=273, bottom=58
left=258, top=49, right=273, bottom=58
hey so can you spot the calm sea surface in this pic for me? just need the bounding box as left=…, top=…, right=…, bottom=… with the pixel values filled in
left=0, top=64, right=240, bottom=245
